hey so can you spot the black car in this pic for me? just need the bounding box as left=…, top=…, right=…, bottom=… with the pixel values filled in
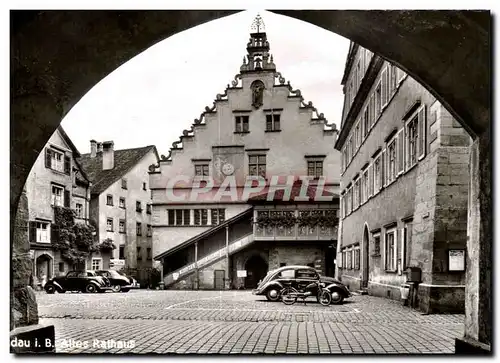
left=44, top=270, right=110, bottom=294
left=252, top=265, right=351, bottom=304
left=96, top=270, right=133, bottom=292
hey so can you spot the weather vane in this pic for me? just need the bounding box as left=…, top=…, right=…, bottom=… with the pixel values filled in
left=250, top=14, right=265, bottom=33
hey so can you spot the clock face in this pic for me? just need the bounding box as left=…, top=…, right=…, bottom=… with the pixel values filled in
left=221, top=163, right=235, bottom=176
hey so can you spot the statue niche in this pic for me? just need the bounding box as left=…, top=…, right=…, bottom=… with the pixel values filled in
left=250, top=80, right=265, bottom=110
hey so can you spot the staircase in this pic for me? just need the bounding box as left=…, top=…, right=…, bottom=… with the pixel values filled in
left=163, top=233, right=254, bottom=287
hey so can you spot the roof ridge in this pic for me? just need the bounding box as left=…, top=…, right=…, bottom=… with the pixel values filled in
left=80, top=145, right=155, bottom=157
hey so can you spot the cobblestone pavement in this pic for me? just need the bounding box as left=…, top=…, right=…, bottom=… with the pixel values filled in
left=37, top=290, right=464, bottom=354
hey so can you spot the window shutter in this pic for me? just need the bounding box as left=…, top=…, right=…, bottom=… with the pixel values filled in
left=29, top=221, right=36, bottom=242
left=64, top=156, right=71, bottom=175
left=368, top=164, right=372, bottom=197
left=381, top=67, right=388, bottom=106
left=45, top=148, right=52, bottom=169
left=64, top=189, right=70, bottom=208
left=381, top=149, right=386, bottom=188
left=418, top=106, right=427, bottom=160
left=398, top=129, right=405, bottom=174
left=51, top=224, right=59, bottom=243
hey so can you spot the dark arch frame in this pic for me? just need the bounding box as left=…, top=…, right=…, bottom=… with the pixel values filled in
left=11, top=10, right=491, bottom=349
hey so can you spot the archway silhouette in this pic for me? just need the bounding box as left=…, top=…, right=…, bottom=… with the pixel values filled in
left=11, top=10, right=491, bottom=349
left=244, top=255, right=268, bottom=289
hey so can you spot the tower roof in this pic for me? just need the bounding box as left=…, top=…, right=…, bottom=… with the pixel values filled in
left=240, top=14, right=275, bottom=73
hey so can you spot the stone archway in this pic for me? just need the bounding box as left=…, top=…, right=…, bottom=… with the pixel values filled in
left=11, top=10, right=491, bottom=349
left=244, top=255, right=268, bottom=289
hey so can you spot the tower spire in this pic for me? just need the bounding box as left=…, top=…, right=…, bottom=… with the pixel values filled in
left=240, top=14, right=276, bottom=73
left=250, top=14, right=265, bottom=34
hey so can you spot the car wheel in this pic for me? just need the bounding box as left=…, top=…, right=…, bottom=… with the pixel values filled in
left=330, top=289, right=345, bottom=305
left=112, top=285, right=122, bottom=292
left=85, top=284, right=97, bottom=293
left=265, top=288, right=280, bottom=302
left=318, top=290, right=332, bottom=306
left=58, top=289, right=66, bottom=294
left=45, top=285, right=56, bottom=294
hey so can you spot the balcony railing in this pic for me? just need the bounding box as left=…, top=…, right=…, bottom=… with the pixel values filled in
left=254, top=224, right=338, bottom=240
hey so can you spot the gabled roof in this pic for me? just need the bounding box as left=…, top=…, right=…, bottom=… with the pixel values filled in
left=57, top=126, right=90, bottom=184
left=78, top=145, right=159, bottom=195
left=154, top=208, right=253, bottom=261
left=247, top=180, right=338, bottom=204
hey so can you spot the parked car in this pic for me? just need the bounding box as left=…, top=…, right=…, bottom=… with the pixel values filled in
left=95, top=270, right=133, bottom=292
left=252, top=265, right=351, bottom=304
left=116, top=270, right=140, bottom=289
left=44, top=270, right=110, bottom=294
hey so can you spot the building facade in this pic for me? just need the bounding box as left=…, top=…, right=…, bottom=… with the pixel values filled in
left=25, top=126, right=94, bottom=285
left=335, top=42, right=471, bottom=313
left=150, top=18, right=341, bottom=290
left=79, top=141, right=159, bottom=286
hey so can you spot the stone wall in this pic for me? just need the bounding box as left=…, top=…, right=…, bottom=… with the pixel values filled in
left=11, top=188, right=38, bottom=331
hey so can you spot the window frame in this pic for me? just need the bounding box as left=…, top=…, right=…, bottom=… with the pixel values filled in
left=51, top=184, right=64, bottom=206
left=386, top=136, right=397, bottom=185
left=384, top=228, right=397, bottom=272
left=91, top=257, right=102, bottom=271
left=75, top=203, right=83, bottom=218
left=106, top=218, right=114, bottom=232
left=136, top=201, right=142, bottom=213
left=248, top=154, right=267, bottom=178
left=307, top=160, right=324, bottom=178
left=136, top=222, right=142, bottom=236
left=265, top=113, right=281, bottom=132
left=121, top=178, right=128, bottom=189
left=106, top=194, right=113, bottom=206
left=194, top=164, right=210, bottom=177
left=235, top=115, right=250, bottom=133
left=372, top=232, right=381, bottom=257
left=119, top=197, right=126, bottom=209
left=36, top=221, right=51, bottom=243
left=119, top=219, right=126, bottom=234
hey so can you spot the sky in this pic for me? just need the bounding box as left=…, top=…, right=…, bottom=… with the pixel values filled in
left=60, top=10, right=350, bottom=156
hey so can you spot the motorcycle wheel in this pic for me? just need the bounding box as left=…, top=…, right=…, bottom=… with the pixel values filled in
left=281, top=287, right=298, bottom=305
left=318, top=290, right=332, bottom=306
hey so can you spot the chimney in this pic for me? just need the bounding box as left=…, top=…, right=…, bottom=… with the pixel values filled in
left=97, top=142, right=103, bottom=154
left=102, top=141, right=114, bottom=170
left=90, top=140, right=97, bottom=158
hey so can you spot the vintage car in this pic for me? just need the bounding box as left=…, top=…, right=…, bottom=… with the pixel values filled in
left=44, top=270, right=110, bottom=294
left=252, top=265, right=351, bottom=304
left=95, top=270, right=134, bottom=292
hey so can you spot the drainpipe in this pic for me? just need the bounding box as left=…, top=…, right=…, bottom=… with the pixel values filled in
left=194, top=241, right=198, bottom=290
left=226, top=225, right=229, bottom=289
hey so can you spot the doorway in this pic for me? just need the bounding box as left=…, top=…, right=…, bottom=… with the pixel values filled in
left=214, top=270, right=225, bottom=290
left=325, top=244, right=336, bottom=277
left=362, top=225, right=370, bottom=288
left=35, top=254, right=53, bottom=287
left=244, top=255, right=268, bottom=289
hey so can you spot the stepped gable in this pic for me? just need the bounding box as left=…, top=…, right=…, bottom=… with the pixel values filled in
left=148, top=14, right=338, bottom=172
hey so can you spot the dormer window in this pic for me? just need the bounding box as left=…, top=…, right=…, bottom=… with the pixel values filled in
left=265, top=114, right=280, bottom=131
left=235, top=116, right=249, bottom=133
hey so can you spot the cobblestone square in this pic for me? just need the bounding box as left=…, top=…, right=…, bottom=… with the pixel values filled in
left=37, top=290, right=464, bottom=354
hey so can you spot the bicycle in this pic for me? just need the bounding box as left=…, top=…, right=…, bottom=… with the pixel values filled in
left=280, top=281, right=332, bottom=306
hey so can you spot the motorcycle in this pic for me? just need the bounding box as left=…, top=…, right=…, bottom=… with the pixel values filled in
left=280, top=280, right=332, bottom=306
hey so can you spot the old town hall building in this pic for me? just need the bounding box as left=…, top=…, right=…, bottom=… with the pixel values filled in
left=150, top=17, right=341, bottom=290
left=335, top=42, right=471, bottom=313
